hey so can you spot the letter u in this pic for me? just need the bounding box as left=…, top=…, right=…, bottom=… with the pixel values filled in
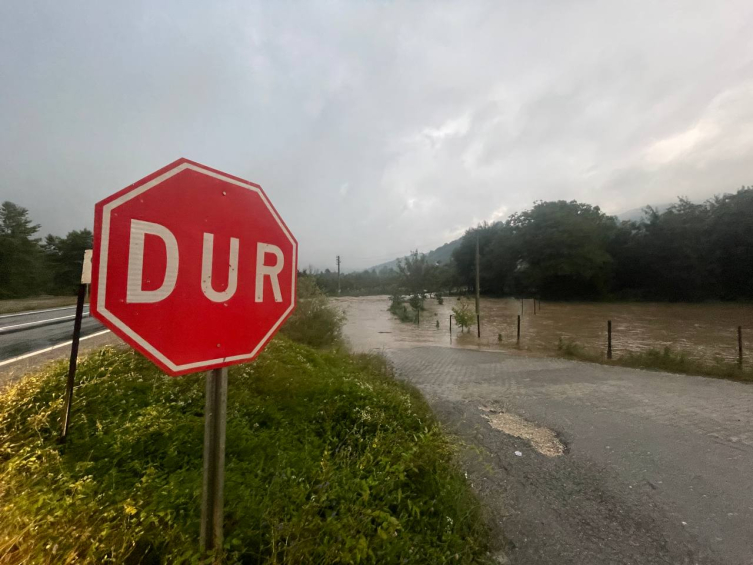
left=201, top=233, right=239, bottom=302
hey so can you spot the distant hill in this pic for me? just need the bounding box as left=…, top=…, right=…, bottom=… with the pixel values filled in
left=369, top=238, right=462, bottom=271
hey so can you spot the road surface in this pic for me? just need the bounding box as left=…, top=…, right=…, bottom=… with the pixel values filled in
left=0, top=306, right=114, bottom=383
left=385, top=346, right=752, bottom=565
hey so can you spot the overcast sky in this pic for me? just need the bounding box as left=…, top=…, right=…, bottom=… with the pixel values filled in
left=1, top=1, right=752, bottom=271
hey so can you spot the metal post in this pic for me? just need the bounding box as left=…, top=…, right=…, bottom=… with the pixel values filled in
left=739, top=326, right=743, bottom=367
left=449, top=315, right=453, bottom=336
left=517, top=315, right=521, bottom=344
left=201, top=367, right=228, bottom=556
left=477, top=314, right=480, bottom=338
left=60, top=282, right=87, bottom=442
left=607, top=320, right=613, bottom=360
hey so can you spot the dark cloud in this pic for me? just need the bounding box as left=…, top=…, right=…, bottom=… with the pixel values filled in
left=1, top=1, right=752, bottom=270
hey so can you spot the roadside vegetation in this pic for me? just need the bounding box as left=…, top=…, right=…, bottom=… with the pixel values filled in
left=0, top=277, right=490, bottom=564
left=556, top=337, right=753, bottom=382
left=0, top=295, right=80, bottom=315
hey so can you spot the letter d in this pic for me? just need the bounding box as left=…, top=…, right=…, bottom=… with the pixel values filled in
left=126, top=219, right=179, bottom=303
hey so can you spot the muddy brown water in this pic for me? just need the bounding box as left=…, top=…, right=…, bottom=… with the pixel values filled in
left=334, top=295, right=751, bottom=363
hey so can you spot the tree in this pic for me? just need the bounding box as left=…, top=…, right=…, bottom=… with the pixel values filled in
left=452, top=298, right=474, bottom=332
left=705, top=187, right=753, bottom=300
left=0, top=202, right=45, bottom=297
left=508, top=201, right=617, bottom=299
left=397, top=250, right=435, bottom=296
left=43, top=229, right=93, bottom=295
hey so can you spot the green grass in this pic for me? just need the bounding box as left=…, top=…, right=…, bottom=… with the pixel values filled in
left=556, top=338, right=753, bottom=382
left=0, top=338, right=489, bottom=564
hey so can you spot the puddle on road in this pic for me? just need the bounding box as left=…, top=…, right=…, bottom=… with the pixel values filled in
left=480, top=407, right=565, bottom=457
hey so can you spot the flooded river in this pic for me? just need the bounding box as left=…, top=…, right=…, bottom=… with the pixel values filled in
left=334, top=295, right=751, bottom=363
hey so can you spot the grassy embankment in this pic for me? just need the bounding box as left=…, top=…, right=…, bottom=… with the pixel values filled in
left=0, top=295, right=81, bottom=315
left=556, top=337, right=753, bottom=382
left=0, top=279, right=489, bottom=564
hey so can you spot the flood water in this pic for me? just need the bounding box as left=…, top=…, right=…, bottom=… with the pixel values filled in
left=334, top=295, right=751, bottom=363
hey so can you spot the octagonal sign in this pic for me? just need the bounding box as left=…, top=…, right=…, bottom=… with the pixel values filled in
left=91, top=158, right=297, bottom=376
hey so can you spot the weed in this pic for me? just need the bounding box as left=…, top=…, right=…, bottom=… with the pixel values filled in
left=280, top=276, right=344, bottom=348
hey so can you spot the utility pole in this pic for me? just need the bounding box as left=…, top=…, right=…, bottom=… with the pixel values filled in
left=475, top=235, right=480, bottom=338
left=336, top=255, right=341, bottom=295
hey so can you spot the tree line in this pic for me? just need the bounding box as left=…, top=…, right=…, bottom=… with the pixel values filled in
left=4, top=186, right=750, bottom=302
left=0, top=201, right=92, bottom=298
left=316, top=186, right=753, bottom=301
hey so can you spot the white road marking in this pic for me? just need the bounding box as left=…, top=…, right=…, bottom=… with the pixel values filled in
left=0, top=330, right=112, bottom=368
left=0, top=305, right=79, bottom=320
left=0, top=314, right=83, bottom=333
left=0, top=310, right=91, bottom=333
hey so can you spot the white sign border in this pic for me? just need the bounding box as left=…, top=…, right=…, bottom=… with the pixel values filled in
left=96, top=162, right=297, bottom=373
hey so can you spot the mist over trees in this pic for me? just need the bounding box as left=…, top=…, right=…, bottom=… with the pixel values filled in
left=0, top=201, right=92, bottom=298
left=316, top=186, right=753, bottom=302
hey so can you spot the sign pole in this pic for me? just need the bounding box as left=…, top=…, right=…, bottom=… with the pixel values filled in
left=60, top=249, right=93, bottom=443
left=201, top=367, right=228, bottom=557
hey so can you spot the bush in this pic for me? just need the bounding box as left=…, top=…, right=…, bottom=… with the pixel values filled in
left=0, top=340, right=489, bottom=564
left=280, top=276, right=344, bottom=348
left=388, top=293, right=414, bottom=323
left=451, top=298, right=475, bottom=332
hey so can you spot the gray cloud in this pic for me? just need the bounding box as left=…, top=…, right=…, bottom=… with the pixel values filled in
left=1, top=0, right=752, bottom=270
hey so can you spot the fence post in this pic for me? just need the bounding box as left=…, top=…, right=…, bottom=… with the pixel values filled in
left=607, top=320, right=613, bottom=360
left=517, top=315, right=521, bottom=345
left=739, top=326, right=743, bottom=367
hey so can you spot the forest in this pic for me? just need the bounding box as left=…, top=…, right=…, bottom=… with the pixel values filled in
left=316, top=186, right=753, bottom=301
left=0, top=201, right=92, bottom=298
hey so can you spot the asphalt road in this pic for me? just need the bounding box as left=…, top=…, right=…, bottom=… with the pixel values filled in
left=388, top=346, right=753, bottom=565
left=0, top=305, right=104, bottom=362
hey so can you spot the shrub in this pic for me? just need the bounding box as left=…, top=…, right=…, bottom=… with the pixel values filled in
left=388, top=293, right=413, bottom=323
left=280, top=276, right=344, bottom=348
left=0, top=340, right=489, bottom=564
left=451, top=298, right=475, bottom=332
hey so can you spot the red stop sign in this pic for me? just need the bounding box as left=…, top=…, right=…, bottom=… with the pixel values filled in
left=91, top=158, right=297, bottom=376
